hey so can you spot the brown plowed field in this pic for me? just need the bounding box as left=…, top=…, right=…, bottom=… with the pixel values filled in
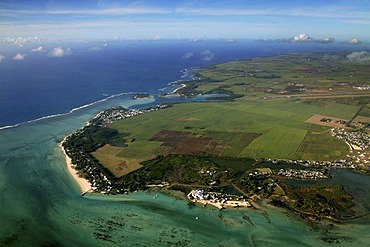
left=305, top=114, right=348, bottom=128
left=149, top=130, right=227, bottom=155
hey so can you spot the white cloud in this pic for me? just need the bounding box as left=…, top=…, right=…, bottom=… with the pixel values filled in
left=13, top=53, right=26, bottom=60
left=347, top=51, right=370, bottom=62
left=0, top=55, right=5, bottom=62
left=293, top=33, right=312, bottom=42
left=182, top=52, right=194, bottom=59
left=200, top=50, right=214, bottom=61
left=31, top=46, right=43, bottom=52
left=345, top=38, right=361, bottom=44
left=272, top=34, right=335, bottom=44
left=48, top=46, right=71, bottom=57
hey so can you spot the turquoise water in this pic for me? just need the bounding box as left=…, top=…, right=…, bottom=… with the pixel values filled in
left=1, top=95, right=370, bottom=246
left=2, top=40, right=370, bottom=245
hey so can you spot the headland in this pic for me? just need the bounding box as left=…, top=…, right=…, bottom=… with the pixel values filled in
left=61, top=51, right=370, bottom=222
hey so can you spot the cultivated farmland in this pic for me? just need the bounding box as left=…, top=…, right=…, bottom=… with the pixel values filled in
left=94, top=52, right=370, bottom=175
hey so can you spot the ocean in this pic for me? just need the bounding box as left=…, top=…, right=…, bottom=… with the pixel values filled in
left=0, top=40, right=370, bottom=246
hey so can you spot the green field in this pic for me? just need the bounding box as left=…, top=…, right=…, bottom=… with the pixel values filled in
left=193, top=53, right=370, bottom=100
left=105, top=98, right=356, bottom=170
left=295, top=125, right=349, bottom=160
left=240, top=125, right=308, bottom=159
left=96, top=52, right=370, bottom=174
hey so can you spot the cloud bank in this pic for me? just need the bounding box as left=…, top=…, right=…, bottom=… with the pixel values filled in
left=0, top=55, right=5, bottom=62
left=13, top=53, right=26, bottom=60
left=258, top=33, right=335, bottom=44
left=48, top=47, right=71, bottom=57
left=3, top=36, right=41, bottom=45
left=347, top=51, right=370, bottom=62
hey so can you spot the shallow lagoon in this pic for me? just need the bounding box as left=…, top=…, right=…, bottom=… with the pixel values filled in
left=1, top=94, right=369, bottom=246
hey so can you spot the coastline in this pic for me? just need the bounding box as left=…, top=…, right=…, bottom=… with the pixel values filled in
left=160, top=83, right=187, bottom=98
left=60, top=137, right=92, bottom=194
left=172, top=83, right=187, bottom=94
left=192, top=199, right=251, bottom=210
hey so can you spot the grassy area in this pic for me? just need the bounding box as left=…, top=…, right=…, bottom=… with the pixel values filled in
left=95, top=52, right=370, bottom=175
left=318, top=103, right=360, bottom=119
left=240, top=125, right=308, bottom=159
left=295, top=125, right=349, bottom=161
left=190, top=53, right=370, bottom=101
left=104, top=97, right=354, bottom=174
left=358, top=105, right=370, bottom=117
left=92, top=144, right=144, bottom=177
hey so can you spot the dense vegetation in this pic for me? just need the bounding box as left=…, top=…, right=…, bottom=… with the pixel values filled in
left=66, top=126, right=123, bottom=153
left=115, top=155, right=239, bottom=192
left=273, top=184, right=355, bottom=221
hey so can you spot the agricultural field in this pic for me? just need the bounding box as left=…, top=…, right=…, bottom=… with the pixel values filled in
left=240, top=125, right=308, bottom=159
left=304, top=114, right=348, bottom=128
left=94, top=52, right=370, bottom=175
left=295, top=125, right=349, bottom=161
left=357, top=105, right=370, bottom=118
left=92, top=144, right=143, bottom=177
left=100, top=98, right=359, bottom=175
left=190, top=52, right=370, bottom=101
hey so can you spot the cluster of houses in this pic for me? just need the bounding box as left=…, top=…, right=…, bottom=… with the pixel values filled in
left=247, top=169, right=271, bottom=177
left=302, top=159, right=355, bottom=169
left=269, top=157, right=353, bottom=170
left=273, top=168, right=329, bottom=180
left=88, top=104, right=170, bottom=126
left=353, top=85, right=370, bottom=90
left=187, top=189, right=206, bottom=200
left=187, top=189, right=250, bottom=208
left=330, top=128, right=370, bottom=170
left=331, top=128, right=370, bottom=151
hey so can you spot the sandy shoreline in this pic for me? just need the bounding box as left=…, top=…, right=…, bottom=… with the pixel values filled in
left=172, top=83, right=187, bottom=94
left=60, top=137, right=92, bottom=194
left=193, top=199, right=251, bottom=210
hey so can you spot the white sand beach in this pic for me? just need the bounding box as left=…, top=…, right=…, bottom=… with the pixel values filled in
left=172, top=83, right=187, bottom=94
left=60, top=138, right=92, bottom=194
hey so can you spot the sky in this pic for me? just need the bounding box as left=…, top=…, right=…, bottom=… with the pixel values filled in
left=1, top=0, right=370, bottom=41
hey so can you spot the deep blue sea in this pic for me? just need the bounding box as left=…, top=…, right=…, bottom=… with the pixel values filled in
left=1, top=40, right=370, bottom=246
left=1, top=40, right=366, bottom=128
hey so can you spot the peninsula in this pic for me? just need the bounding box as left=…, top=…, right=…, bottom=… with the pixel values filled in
left=62, top=52, right=370, bottom=221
